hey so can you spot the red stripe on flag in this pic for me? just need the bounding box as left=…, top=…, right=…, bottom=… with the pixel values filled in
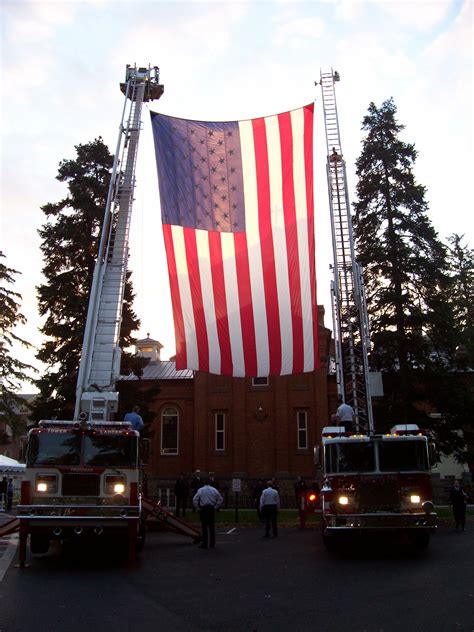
left=208, top=231, right=233, bottom=375
left=234, top=232, right=258, bottom=376
left=252, top=117, right=281, bottom=375
left=304, top=103, right=319, bottom=368
left=278, top=111, right=304, bottom=374
left=183, top=227, right=209, bottom=373
left=162, top=225, right=187, bottom=369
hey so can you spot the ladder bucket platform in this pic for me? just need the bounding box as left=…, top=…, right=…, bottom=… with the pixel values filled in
left=0, top=517, right=20, bottom=537
left=141, top=497, right=201, bottom=541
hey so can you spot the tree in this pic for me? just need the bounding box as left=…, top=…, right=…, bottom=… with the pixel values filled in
left=425, top=234, right=474, bottom=462
left=446, top=234, right=474, bottom=368
left=0, top=252, right=36, bottom=435
left=353, top=98, right=447, bottom=425
left=31, top=139, right=141, bottom=421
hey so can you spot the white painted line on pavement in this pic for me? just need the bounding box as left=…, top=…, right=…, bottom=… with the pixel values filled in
left=226, top=528, right=236, bottom=534
left=0, top=536, right=18, bottom=582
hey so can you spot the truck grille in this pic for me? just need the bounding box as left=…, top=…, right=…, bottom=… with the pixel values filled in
left=358, top=478, right=399, bottom=511
left=62, top=473, right=100, bottom=497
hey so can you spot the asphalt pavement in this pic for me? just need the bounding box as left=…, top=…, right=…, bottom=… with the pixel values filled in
left=0, top=520, right=473, bottom=632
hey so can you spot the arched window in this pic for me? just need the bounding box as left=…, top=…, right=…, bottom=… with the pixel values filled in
left=161, top=407, right=179, bottom=455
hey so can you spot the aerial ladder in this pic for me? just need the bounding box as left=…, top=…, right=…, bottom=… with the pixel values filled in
left=318, top=69, right=374, bottom=433
left=2, top=66, right=201, bottom=558
left=73, top=64, right=164, bottom=422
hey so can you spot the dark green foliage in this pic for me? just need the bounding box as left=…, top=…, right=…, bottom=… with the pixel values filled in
left=31, top=139, right=140, bottom=421
left=353, top=99, right=474, bottom=460
left=353, top=98, right=447, bottom=377
left=0, top=252, right=36, bottom=434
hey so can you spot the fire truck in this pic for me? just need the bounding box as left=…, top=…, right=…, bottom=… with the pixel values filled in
left=15, top=65, right=183, bottom=564
left=318, top=424, right=437, bottom=549
left=316, top=70, right=438, bottom=549
left=20, top=420, right=145, bottom=559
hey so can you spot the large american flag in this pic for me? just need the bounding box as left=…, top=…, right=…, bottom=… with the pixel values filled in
left=150, top=104, right=318, bottom=377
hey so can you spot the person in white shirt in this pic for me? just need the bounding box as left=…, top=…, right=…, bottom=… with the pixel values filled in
left=259, top=480, right=280, bottom=538
left=335, top=398, right=355, bottom=430
left=193, top=479, right=224, bottom=549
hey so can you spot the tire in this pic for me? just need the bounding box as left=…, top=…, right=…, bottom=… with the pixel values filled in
left=30, top=534, right=50, bottom=555
left=136, top=523, right=146, bottom=553
left=321, top=517, right=338, bottom=552
left=411, top=532, right=430, bottom=550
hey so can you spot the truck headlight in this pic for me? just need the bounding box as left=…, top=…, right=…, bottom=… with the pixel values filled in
left=409, top=495, right=421, bottom=504
left=35, top=474, right=58, bottom=494
left=338, top=495, right=349, bottom=505
left=105, top=475, right=126, bottom=495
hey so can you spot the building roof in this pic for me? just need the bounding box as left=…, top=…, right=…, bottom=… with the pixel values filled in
left=136, top=335, right=163, bottom=348
left=120, top=360, right=194, bottom=381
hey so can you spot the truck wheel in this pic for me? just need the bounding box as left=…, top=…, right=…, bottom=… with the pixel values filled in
left=30, top=534, right=50, bottom=555
left=136, top=523, right=146, bottom=553
left=411, top=533, right=430, bottom=550
left=321, top=519, right=338, bottom=552
left=322, top=532, right=339, bottom=552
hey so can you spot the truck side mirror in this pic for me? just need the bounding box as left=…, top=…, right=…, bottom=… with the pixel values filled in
left=314, top=445, right=322, bottom=469
left=140, top=438, right=151, bottom=465
left=428, top=443, right=438, bottom=468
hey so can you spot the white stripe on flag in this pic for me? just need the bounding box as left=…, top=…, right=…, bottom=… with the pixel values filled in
left=172, top=225, right=199, bottom=370
left=195, top=229, right=221, bottom=374
left=291, top=108, right=314, bottom=371
left=265, top=113, right=293, bottom=375
left=239, top=119, right=269, bottom=377
left=221, top=233, right=245, bottom=377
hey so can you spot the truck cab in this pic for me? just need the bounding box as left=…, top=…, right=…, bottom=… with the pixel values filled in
left=18, top=420, right=146, bottom=561
left=319, top=424, right=438, bottom=550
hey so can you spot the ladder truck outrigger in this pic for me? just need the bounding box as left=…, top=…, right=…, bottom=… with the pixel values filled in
left=315, top=70, right=438, bottom=551
left=16, top=65, right=200, bottom=565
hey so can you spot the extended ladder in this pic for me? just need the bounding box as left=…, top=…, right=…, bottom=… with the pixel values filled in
left=74, top=65, right=164, bottom=421
left=319, top=69, right=373, bottom=433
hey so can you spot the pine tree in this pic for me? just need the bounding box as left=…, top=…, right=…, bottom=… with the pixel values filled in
left=447, top=234, right=474, bottom=368
left=31, top=138, right=140, bottom=421
left=353, top=98, right=447, bottom=424
left=0, top=252, right=36, bottom=435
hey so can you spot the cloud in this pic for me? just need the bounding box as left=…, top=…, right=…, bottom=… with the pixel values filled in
left=272, top=16, right=325, bottom=46
left=371, top=0, right=453, bottom=32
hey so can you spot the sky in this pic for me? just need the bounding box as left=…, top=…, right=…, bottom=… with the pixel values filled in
left=1, top=0, right=473, bottom=389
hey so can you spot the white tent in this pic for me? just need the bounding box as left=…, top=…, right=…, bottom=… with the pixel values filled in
left=0, top=454, right=26, bottom=473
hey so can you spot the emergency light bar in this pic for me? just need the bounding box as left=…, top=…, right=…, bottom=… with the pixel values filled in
left=389, top=424, right=427, bottom=437
left=38, top=420, right=132, bottom=430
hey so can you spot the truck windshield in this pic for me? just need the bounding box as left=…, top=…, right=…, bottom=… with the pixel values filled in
left=379, top=440, right=428, bottom=472
left=325, top=442, right=376, bottom=473
left=83, top=435, right=138, bottom=467
left=27, top=434, right=81, bottom=466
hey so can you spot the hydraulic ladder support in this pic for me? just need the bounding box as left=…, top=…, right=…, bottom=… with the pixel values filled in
left=318, top=69, right=374, bottom=433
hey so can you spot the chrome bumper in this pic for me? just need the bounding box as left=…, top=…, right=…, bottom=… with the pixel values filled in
left=324, top=511, right=438, bottom=532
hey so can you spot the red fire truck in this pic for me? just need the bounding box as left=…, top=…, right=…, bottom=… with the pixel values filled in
left=316, top=71, right=438, bottom=550
left=18, top=420, right=146, bottom=561
left=16, top=65, right=165, bottom=565
left=318, top=424, right=438, bottom=550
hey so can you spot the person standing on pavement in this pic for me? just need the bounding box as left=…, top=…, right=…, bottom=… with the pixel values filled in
left=193, top=479, right=224, bottom=549
left=449, top=480, right=470, bottom=531
left=294, top=476, right=307, bottom=508
left=190, top=470, right=203, bottom=512
left=253, top=478, right=265, bottom=521
left=0, top=476, right=6, bottom=510
left=124, top=405, right=144, bottom=432
left=6, top=478, right=13, bottom=511
left=174, top=473, right=190, bottom=518
left=260, top=480, right=280, bottom=539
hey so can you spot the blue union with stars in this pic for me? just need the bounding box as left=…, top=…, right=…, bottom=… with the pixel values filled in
left=151, top=112, right=246, bottom=233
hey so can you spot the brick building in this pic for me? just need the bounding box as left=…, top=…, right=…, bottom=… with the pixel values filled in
left=118, top=307, right=336, bottom=505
